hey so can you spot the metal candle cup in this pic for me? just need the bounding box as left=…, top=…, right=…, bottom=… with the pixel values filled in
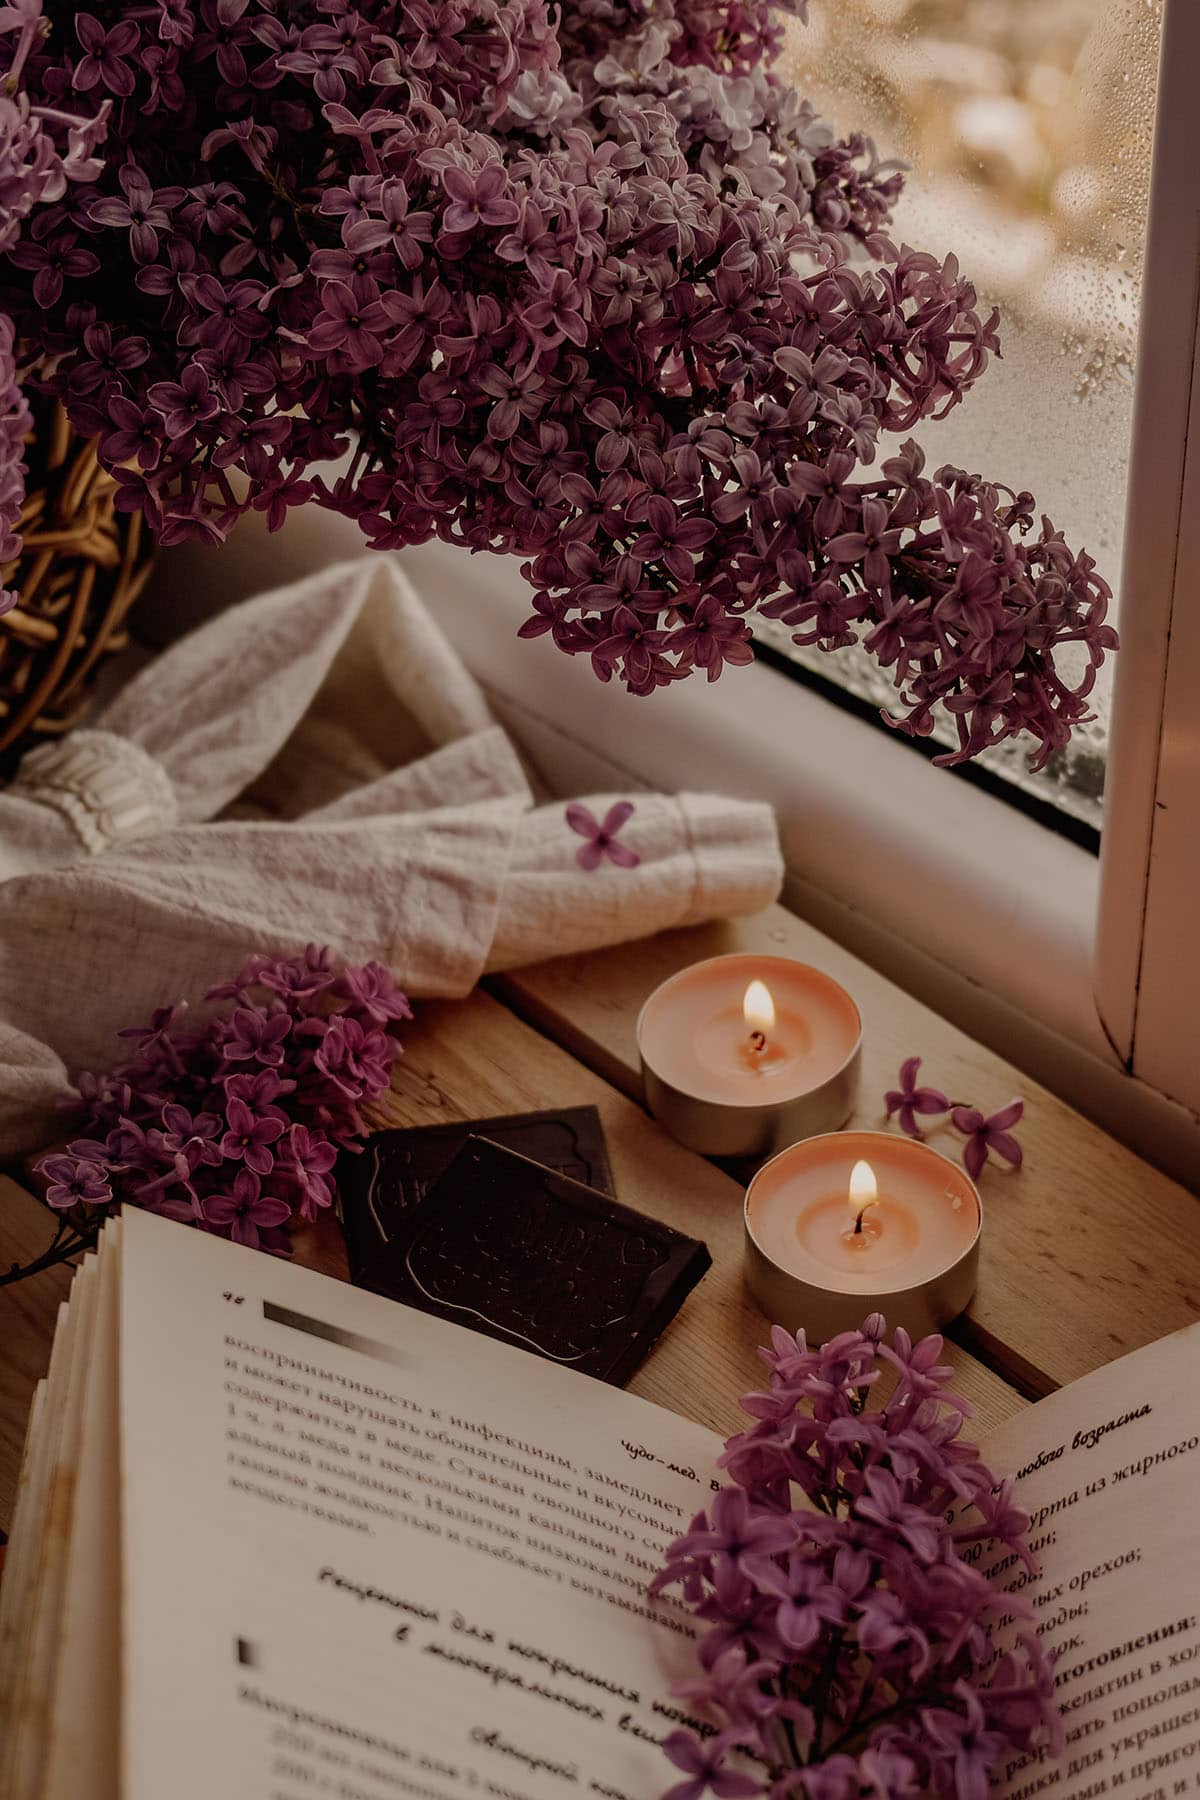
left=743, top=1131, right=982, bottom=1342
left=637, top=954, right=862, bottom=1158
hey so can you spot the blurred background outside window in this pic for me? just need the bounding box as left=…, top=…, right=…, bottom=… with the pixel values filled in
left=762, top=0, right=1165, bottom=838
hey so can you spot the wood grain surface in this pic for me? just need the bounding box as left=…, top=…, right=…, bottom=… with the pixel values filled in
left=0, top=1179, right=73, bottom=1536
left=0, top=986, right=1024, bottom=1531
left=491, top=905, right=1200, bottom=1399
left=364, top=989, right=1023, bottom=1439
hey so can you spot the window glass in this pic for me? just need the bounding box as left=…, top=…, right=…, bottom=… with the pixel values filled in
left=760, top=0, right=1165, bottom=833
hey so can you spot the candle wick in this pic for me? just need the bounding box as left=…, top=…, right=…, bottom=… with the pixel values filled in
left=748, top=1030, right=766, bottom=1055
left=854, top=1209, right=865, bottom=1234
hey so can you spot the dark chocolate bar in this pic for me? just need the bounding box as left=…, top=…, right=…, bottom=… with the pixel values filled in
left=338, top=1107, right=613, bottom=1284
left=345, top=1135, right=710, bottom=1386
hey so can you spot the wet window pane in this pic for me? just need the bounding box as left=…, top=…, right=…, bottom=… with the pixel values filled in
left=761, top=0, right=1165, bottom=833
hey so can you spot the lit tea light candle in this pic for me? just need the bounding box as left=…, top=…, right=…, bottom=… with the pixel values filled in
left=742, top=978, right=773, bottom=1061
left=744, top=1131, right=981, bottom=1342
left=846, top=1158, right=881, bottom=1244
left=637, top=954, right=862, bottom=1157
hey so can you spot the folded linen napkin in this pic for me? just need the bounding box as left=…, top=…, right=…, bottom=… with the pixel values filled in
left=0, top=555, right=782, bottom=1156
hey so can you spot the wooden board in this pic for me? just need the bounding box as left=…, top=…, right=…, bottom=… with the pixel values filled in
left=0, top=988, right=1024, bottom=1533
left=0, top=1178, right=73, bottom=1534
left=490, top=905, right=1200, bottom=1399
left=368, top=989, right=1023, bottom=1442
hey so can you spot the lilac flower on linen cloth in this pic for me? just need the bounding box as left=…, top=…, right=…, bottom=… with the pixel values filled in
left=952, top=1100, right=1025, bottom=1178
left=885, top=1056, right=951, bottom=1138
left=35, top=947, right=409, bottom=1259
left=566, top=800, right=641, bottom=871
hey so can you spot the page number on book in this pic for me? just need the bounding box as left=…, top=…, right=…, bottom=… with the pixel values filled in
left=223, top=1292, right=245, bottom=1305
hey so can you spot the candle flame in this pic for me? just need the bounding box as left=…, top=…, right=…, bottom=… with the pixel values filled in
left=743, top=979, right=776, bottom=1039
left=848, top=1160, right=878, bottom=1221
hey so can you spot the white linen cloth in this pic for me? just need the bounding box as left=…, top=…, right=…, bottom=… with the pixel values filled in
left=0, top=555, right=782, bottom=1155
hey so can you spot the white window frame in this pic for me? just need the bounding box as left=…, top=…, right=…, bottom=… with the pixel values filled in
left=1094, top=0, right=1200, bottom=1120
left=142, top=0, right=1200, bottom=1184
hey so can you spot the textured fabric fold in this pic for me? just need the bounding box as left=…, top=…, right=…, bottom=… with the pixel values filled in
left=488, top=791, right=781, bottom=971
left=0, top=554, right=783, bottom=1156
left=100, top=556, right=494, bottom=821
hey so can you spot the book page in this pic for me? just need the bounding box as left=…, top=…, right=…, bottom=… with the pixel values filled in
left=118, top=1208, right=724, bottom=1800
left=0, top=1375, right=46, bottom=1741
left=978, top=1323, right=1200, bottom=1800
left=0, top=1264, right=96, bottom=1800
left=43, top=1219, right=123, bottom=1800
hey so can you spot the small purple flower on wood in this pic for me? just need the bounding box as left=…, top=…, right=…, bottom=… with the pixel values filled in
left=884, top=1056, right=951, bottom=1139
left=951, top=1099, right=1025, bottom=1179
left=565, top=800, right=641, bottom=871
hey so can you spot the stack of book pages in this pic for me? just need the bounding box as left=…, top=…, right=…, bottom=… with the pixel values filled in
left=0, top=1208, right=1195, bottom=1799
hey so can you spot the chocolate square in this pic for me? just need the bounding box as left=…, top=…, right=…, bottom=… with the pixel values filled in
left=338, top=1107, right=613, bottom=1284
left=345, top=1135, right=710, bottom=1386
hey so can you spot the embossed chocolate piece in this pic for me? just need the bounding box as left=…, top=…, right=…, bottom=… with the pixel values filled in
left=338, top=1107, right=614, bottom=1280
left=342, top=1134, right=710, bottom=1385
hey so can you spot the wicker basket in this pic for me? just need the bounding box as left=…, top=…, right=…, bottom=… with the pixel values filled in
left=0, top=400, right=155, bottom=777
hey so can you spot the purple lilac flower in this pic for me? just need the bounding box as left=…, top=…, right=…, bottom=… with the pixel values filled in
left=147, top=365, right=220, bottom=440
left=87, top=163, right=180, bottom=262
left=34, top=947, right=408, bottom=1257
left=661, top=1731, right=760, bottom=1800
left=158, top=1103, right=223, bottom=1166
left=565, top=800, right=641, bottom=871
left=440, top=163, right=520, bottom=235
left=224, top=1069, right=297, bottom=1110
left=7, top=232, right=98, bottom=308
left=219, top=1096, right=286, bottom=1176
left=653, top=1318, right=1063, bottom=1798
left=952, top=1100, right=1025, bottom=1179
left=741, top=1552, right=847, bottom=1651
left=203, top=1170, right=291, bottom=1250
left=73, top=14, right=141, bottom=98
left=920, top=1686, right=1013, bottom=1800
left=281, top=1123, right=338, bottom=1220
left=884, top=1057, right=951, bottom=1139
left=41, top=1152, right=112, bottom=1210
left=884, top=1059, right=1027, bottom=1178
left=223, top=1007, right=291, bottom=1067
left=0, top=0, right=1115, bottom=774
left=333, top=960, right=413, bottom=1025
left=312, top=1014, right=393, bottom=1100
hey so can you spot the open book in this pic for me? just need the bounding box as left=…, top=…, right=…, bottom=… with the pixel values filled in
left=1, top=1207, right=1196, bottom=1799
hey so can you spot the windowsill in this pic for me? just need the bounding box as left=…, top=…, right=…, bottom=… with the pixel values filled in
left=140, top=520, right=1200, bottom=1184
left=392, top=541, right=1107, bottom=1062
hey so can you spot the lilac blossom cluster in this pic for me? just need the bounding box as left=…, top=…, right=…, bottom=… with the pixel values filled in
left=34, top=947, right=410, bottom=1255
left=653, top=1319, right=1061, bottom=1798
left=0, top=2, right=111, bottom=602
left=0, top=0, right=1115, bottom=765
